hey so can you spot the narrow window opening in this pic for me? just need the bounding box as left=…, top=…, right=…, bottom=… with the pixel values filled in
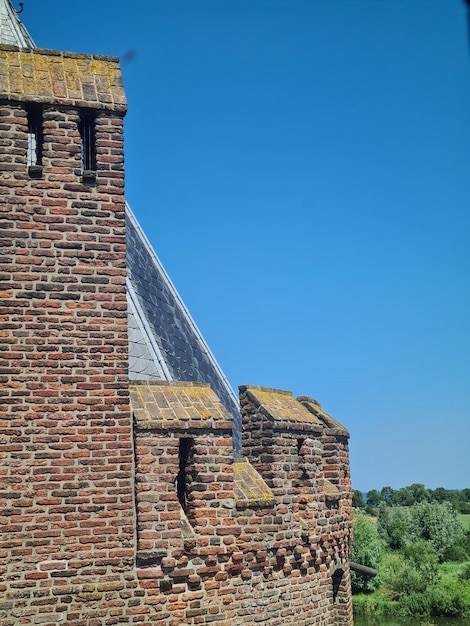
left=297, top=437, right=308, bottom=481
left=78, top=110, right=96, bottom=181
left=177, top=438, right=194, bottom=514
left=332, top=568, right=344, bottom=602
left=26, top=105, right=43, bottom=177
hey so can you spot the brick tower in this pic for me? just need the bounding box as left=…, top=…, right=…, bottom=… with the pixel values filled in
left=0, top=3, right=139, bottom=623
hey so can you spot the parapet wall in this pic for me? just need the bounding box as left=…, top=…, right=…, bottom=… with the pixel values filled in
left=130, top=381, right=353, bottom=625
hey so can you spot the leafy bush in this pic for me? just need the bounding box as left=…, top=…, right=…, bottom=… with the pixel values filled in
left=352, top=592, right=399, bottom=617
left=398, top=591, right=432, bottom=617
left=351, top=513, right=383, bottom=593
left=443, top=541, right=468, bottom=563
left=377, top=503, right=411, bottom=550
left=353, top=485, right=470, bottom=620
left=460, top=562, right=470, bottom=581
left=380, top=541, right=440, bottom=597
left=464, top=528, right=470, bottom=550
left=427, top=579, right=470, bottom=617
left=378, top=501, right=465, bottom=562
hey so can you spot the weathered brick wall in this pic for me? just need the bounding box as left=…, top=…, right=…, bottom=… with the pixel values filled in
left=129, top=382, right=353, bottom=626
left=240, top=386, right=353, bottom=625
left=0, top=47, right=140, bottom=625
left=1, top=44, right=354, bottom=626
left=297, top=395, right=354, bottom=622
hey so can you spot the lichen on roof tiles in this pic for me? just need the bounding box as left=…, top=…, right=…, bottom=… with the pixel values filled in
left=233, top=459, right=274, bottom=506
left=0, top=47, right=126, bottom=110
left=324, top=478, right=340, bottom=497
left=130, top=381, right=233, bottom=429
left=242, top=385, right=323, bottom=427
left=297, top=396, right=349, bottom=437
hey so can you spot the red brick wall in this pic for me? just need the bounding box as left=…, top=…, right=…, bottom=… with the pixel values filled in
left=0, top=46, right=353, bottom=626
left=131, top=383, right=353, bottom=626
left=239, top=386, right=353, bottom=625
left=0, top=52, right=139, bottom=621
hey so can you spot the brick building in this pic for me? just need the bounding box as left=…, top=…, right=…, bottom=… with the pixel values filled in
left=0, top=2, right=354, bottom=624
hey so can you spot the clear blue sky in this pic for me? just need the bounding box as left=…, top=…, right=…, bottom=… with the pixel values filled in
left=26, top=0, right=470, bottom=491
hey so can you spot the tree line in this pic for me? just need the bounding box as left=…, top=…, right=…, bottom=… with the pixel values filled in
left=350, top=486, right=470, bottom=619
left=353, top=483, right=470, bottom=514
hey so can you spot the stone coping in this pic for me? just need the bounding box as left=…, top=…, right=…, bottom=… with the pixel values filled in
left=131, top=380, right=233, bottom=430
left=240, top=385, right=324, bottom=430
left=233, top=458, right=274, bottom=507
left=0, top=45, right=126, bottom=111
left=297, top=396, right=349, bottom=437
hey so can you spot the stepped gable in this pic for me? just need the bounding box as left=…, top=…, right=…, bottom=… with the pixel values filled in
left=126, top=204, right=241, bottom=433
left=0, top=0, right=35, bottom=48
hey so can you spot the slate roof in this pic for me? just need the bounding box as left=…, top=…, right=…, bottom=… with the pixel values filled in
left=126, top=204, right=241, bottom=442
left=0, top=0, right=35, bottom=47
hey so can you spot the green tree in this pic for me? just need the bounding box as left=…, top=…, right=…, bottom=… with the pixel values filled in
left=381, top=485, right=396, bottom=505
left=433, top=487, right=451, bottom=504
left=377, top=502, right=411, bottom=550
left=351, top=513, right=383, bottom=593
left=409, top=483, right=430, bottom=504
left=366, top=489, right=381, bottom=508
left=394, top=486, right=415, bottom=507
left=352, top=490, right=365, bottom=508
left=409, top=501, right=464, bottom=562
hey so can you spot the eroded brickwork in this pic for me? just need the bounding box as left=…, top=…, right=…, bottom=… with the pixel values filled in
left=127, top=381, right=353, bottom=625
left=240, top=386, right=353, bottom=625
left=0, top=46, right=139, bottom=625
left=1, top=44, right=353, bottom=626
